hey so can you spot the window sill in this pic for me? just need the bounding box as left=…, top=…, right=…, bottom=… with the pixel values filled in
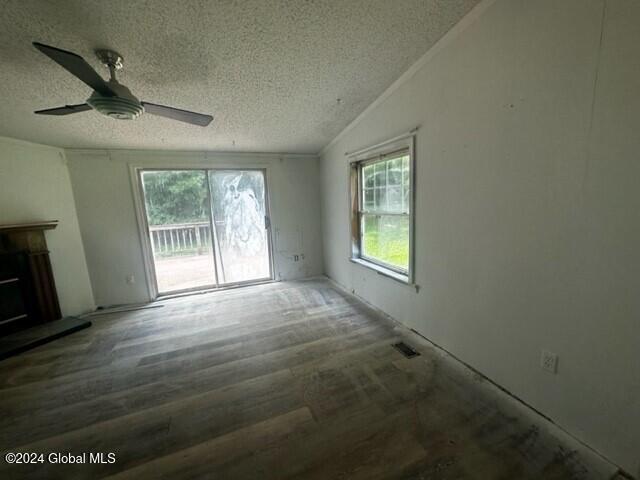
left=349, top=257, right=411, bottom=285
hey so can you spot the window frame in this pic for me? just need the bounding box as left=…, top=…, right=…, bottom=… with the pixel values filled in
left=349, top=134, right=415, bottom=284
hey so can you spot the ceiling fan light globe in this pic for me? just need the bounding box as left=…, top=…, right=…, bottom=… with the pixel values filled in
left=87, top=91, right=144, bottom=120
left=108, top=112, right=134, bottom=120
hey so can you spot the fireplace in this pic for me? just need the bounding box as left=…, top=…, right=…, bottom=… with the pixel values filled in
left=0, top=221, right=61, bottom=336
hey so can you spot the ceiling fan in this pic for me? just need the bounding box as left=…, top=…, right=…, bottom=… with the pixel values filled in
left=32, top=42, right=213, bottom=127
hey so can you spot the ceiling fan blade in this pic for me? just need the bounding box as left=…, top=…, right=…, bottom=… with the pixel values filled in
left=35, top=103, right=93, bottom=115
left=142, top=102, right=213, bottom=127
left=33, top=42, right=114, bottom=97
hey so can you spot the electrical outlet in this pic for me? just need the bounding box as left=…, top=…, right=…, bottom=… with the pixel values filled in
left=540, top=350, right=558, bottom=374
left=126, top=274, right=135, bottom=285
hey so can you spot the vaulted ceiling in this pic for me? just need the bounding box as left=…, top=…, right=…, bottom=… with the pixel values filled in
left=0, top=0, right=480, bottom=153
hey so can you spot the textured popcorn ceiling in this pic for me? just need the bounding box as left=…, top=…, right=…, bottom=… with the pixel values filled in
left=0, top=0, right=479, bottom=153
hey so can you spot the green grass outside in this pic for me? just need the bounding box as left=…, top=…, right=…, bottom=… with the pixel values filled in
left=362, top=216, right=409, bottom=270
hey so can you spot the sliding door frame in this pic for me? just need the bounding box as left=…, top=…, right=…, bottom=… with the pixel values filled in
left=130, top=164, right=275, bottom=300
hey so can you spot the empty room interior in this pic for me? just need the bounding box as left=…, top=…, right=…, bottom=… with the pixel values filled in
left=0, top=0, right=638, bottom=478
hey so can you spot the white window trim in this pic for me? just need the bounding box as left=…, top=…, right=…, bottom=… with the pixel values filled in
left=347, top=131, right=416, bottom=284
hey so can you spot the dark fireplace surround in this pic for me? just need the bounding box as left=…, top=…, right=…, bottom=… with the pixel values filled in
left=0, top=221, right=61, bottom=336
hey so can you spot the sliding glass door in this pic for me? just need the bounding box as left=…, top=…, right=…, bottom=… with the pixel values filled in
left=139, top=168, right=272, bottom=295
left=209, top=170, right=271, bottom=285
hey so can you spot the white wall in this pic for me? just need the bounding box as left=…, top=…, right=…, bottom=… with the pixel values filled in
left=66, top=150, right=323, bottom=307
left=320, top=0, right=640, bottom=475
left=0, top=137, right=94, bottom=316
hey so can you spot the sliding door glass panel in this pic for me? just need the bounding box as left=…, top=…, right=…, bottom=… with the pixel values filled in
left=141, top=170, right=217, bottom=293
left=208, top=170, right=271, bottom=284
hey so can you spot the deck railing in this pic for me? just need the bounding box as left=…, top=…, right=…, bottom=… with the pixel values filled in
left=149, top=222, right=213, bottom=256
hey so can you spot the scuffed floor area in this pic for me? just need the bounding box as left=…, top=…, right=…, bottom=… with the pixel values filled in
left=0, top=278, right=620, bottom=479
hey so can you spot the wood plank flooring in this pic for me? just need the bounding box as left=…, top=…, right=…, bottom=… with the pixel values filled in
left=0, top=278, right=619, bottom=479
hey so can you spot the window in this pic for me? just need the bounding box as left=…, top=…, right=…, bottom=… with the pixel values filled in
left=349, top=135, right=414, bottom=283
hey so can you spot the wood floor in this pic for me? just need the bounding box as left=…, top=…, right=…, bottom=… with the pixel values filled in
left=0, top=278, right=618, bottom=479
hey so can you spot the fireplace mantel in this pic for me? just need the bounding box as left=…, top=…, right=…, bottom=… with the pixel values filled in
left=0, top=220, right=61, bottom=335
left=0, top=221, right=58, bottom=255
left=0, top=221, right=58, bottom=233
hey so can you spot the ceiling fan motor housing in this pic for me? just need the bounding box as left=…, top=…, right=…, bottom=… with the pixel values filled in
left=87, top=81, right=144, bottom=120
